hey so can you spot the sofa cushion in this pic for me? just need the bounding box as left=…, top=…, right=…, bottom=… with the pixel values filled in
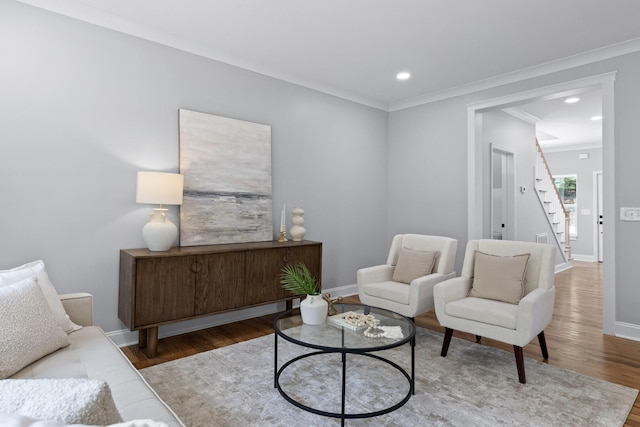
left=445, top=296, right=519, bottom=329
left=11, top=326, right=184, bottom=427
left=468, top=251, right=530, bottom=304
left=392, top=248, right=437, bottom=284
left=0, top=260, right=81, bottom=333
left=0, top=379, right=122, bottom=425
left=0, top=277, right=70, bottom=379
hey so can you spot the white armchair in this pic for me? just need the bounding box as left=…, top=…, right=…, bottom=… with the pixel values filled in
left=357, top=234, right=458, bottom=319
left=433, top=239, right=556, bottom=384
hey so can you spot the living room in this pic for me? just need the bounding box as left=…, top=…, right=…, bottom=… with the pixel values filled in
left=2, top=1, right=640, bottom=425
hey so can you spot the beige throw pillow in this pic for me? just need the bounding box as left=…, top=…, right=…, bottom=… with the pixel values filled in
left=392, top=248, right=438, bottom=284
left=468, top=251, right=530, bottom=304
left=0, top=277, right=70, bottom=379
left=0, top=260, right=81, bottom=333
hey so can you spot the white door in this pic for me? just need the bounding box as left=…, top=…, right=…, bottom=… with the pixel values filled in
left=490, top=144, right=515, bottom=240
left=596, top=171, right=604, bottom=262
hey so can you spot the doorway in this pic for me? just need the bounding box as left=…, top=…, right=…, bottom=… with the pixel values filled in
left=466, top=72, right=616, bottom=334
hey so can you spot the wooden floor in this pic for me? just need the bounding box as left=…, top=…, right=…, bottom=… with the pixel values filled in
left=122, top=261, right=640, bottom=426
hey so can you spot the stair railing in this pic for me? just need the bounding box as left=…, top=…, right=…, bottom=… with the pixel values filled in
left=534, top=140, right=572, bottom=261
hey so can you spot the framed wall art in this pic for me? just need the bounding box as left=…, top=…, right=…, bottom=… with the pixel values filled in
left=179, top=109, right=272, bottom=245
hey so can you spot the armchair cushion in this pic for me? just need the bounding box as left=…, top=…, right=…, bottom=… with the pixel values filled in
left=468, top=251, right=530, bottom=304
left=445, top=297, right=518, bottom=329
left=362, top=281, right=411, bottom=305
left=392, top=248, right=438, bottom=284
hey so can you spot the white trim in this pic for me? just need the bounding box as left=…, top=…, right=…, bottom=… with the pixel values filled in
left=614, top=322, right=640, bottom=342
left=389, top=41, right=638, bottom=111
left=501, top=108, right=540, bottom=125
left=593, top=170, right=603, bottom=264
left=555, top=262, right=573, bottom=274
left=106, top=284, right=359, bottom=347
left=571, top=254, right=596, bottom=263
left=601, top=79, right=616, bottom=335
left=467, top=72, right=617, bottom=335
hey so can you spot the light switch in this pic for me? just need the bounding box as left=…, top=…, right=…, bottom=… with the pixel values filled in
left=620, top=207, right=640, bottom=221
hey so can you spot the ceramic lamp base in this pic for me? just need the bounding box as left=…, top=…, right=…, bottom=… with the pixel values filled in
left=142, top=208, right=177, bottom=251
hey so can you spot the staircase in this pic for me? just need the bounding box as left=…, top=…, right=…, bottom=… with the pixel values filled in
left=534, top=140, right=572, bottom=263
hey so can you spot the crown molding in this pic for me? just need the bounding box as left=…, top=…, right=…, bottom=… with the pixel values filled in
left=389, top=39, right=640, bottom=112
left=502, top=107, right=540, bottom=124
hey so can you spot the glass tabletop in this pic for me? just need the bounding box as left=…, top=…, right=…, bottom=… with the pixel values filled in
left=274, top=303, right=416, bottom=352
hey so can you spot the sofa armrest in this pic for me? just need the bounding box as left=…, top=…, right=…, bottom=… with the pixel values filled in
left=59, top=292, right=94, bottom=327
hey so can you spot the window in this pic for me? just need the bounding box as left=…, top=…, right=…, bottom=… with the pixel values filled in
left=553, top=174, right=577, bottom=239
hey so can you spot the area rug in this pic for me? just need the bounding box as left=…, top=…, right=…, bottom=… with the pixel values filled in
left=140, top=327, right=637, bottom=426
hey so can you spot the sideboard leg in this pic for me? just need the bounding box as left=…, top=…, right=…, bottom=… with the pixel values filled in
left=146, top=326, right=159, bottom=358
left=138, top=329, right=148, bottom=349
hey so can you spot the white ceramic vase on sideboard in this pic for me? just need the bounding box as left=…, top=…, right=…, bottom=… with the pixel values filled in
left=289, top=207, right=306, bottom=241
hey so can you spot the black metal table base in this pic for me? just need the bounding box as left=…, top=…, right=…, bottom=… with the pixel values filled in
left=274, top=334, right=415, bottom=426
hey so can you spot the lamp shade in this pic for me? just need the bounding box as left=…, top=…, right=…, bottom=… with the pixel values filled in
left=136, top=171, right=184, bottom=205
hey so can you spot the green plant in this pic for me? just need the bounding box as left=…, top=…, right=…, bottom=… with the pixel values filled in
left=280, top=262, right=320, bottom=296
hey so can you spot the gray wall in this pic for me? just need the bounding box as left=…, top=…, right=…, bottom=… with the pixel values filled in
left=0, top=2, right=389, bottom=333
left=545, top=148, right=603, bottom=259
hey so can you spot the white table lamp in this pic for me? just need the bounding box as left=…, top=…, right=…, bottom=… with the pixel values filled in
left=136, top=171, right=184, bottom=251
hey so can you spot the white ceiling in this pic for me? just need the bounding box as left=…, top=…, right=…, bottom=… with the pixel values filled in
left=16, top=0, right=635, bottom=149
left=518, top=89, right=603, bottom=151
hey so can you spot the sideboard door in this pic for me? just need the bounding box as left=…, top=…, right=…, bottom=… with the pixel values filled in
left=134, top=256, right=196, bottom=326
left=195, top=251, right=246, bottom=315
left=244, top=244, right=322, bottom=305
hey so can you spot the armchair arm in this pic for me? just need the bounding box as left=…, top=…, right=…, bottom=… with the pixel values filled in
left=59, top=292, right=94, bottom=327
left=515, top=287, right=556, bottom=345
left=407, top=272, right=456, bottom=314
left=357, top=265, right=394, bottom=286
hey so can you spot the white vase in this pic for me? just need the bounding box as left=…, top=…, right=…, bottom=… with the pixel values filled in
left=290, top=207, right=306, bottom=241
left=142, top=208, right=177, bottom=251
left=300, top=294, right=328, bottom=325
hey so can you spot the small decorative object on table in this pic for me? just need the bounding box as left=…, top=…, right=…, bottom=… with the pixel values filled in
left=363, top=319, right=386, bottom=339
left=278, top=204, right=288, bottom=242
left=280, top=262, right=327, bottom=325
left=323, top=293, right=342, bottom=316
left=289, top=207, right=306, bottom=241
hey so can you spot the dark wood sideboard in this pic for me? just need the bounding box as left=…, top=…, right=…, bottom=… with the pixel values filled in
left=118, top=240, right=322, bottom=357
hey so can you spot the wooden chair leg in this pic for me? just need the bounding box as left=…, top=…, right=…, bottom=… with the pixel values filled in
left=513, top=345, right=526, bottom=384
left=538, top=331, right=549, bottom=360
left=441, top=328, right=454, bottom=357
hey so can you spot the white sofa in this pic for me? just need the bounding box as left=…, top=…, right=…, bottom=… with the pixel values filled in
left=3, top=290, right=184, bottom=427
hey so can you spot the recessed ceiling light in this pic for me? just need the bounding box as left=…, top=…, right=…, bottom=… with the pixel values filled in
left=564, top=97, right=580, bottom=104
left=591, top=115, right=603, bottom=121
left=396, top=72, right=411, bottom=81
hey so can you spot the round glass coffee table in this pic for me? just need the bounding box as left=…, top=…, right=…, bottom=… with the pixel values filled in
left=274, top=303, right=416, bottom=426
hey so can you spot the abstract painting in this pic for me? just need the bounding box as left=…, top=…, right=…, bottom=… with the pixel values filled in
left=179, top=109, right=272, bottom=245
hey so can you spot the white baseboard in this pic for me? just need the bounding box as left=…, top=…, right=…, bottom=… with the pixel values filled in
left=555, top=262, right=573, bottom=273
left=106, top=284, right=359, bottom=347
left=614, top=321, right=640, bottom=342
left=571, top=254, right=596, bottom=262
